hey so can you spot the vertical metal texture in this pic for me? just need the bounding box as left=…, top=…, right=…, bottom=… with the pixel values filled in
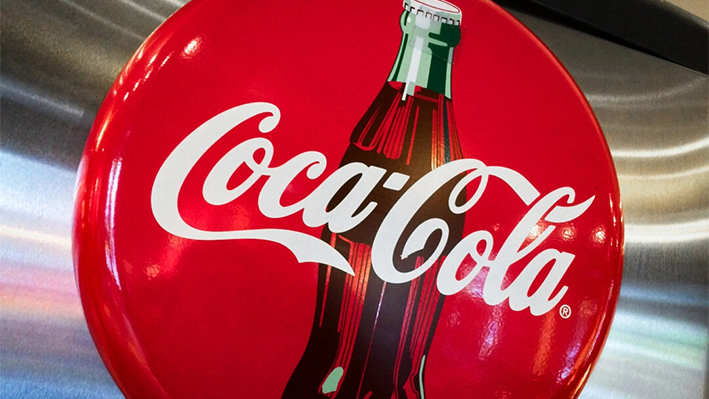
left=0, top=1, right=706, bottom=398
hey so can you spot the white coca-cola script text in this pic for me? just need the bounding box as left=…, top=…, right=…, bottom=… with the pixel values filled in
left=151, top=102, right=594, bottom=316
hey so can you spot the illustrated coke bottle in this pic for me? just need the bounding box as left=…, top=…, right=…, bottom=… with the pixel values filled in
left=282, top=1, right=465, bottom=398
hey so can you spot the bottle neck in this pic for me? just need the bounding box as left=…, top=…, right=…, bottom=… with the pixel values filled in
left=388, top=11, right=461, bottom=100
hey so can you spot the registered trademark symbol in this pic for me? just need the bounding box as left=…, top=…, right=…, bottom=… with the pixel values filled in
left=559, top=304, right=572, bottom=319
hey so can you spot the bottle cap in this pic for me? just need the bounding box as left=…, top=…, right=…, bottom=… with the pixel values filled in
left=403, top=0, right=462, bottom=25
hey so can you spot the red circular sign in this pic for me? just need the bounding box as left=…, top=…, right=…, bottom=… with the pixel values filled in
left=74, top=0, right=623, bottom=398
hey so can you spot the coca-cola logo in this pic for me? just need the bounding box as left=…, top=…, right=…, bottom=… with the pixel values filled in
left=152, top=102, right=595, bottom=316
left=73, top=0, right=623, bottom=398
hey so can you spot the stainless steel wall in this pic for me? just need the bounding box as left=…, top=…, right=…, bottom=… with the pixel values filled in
left=1, top=1, right=707, bottom=398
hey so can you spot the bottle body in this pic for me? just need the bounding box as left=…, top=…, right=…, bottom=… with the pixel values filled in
left=282, top=81, right=465, bottom=399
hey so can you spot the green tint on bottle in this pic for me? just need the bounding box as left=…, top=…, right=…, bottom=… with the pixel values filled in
left=388, top=6, right=462, bottom=99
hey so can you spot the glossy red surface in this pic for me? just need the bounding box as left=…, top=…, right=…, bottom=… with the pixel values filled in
left=73, top=0, right=623, bottom=397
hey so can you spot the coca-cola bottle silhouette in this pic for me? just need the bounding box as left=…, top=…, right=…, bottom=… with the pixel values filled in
left=283, top=1, right=464, bottom=398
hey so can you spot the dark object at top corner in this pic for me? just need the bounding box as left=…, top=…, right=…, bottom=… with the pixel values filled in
left=494, top=0, right=709, bottom=75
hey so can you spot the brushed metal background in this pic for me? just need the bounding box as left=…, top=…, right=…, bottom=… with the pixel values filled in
left=1, top=1, right=706, bottom=398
